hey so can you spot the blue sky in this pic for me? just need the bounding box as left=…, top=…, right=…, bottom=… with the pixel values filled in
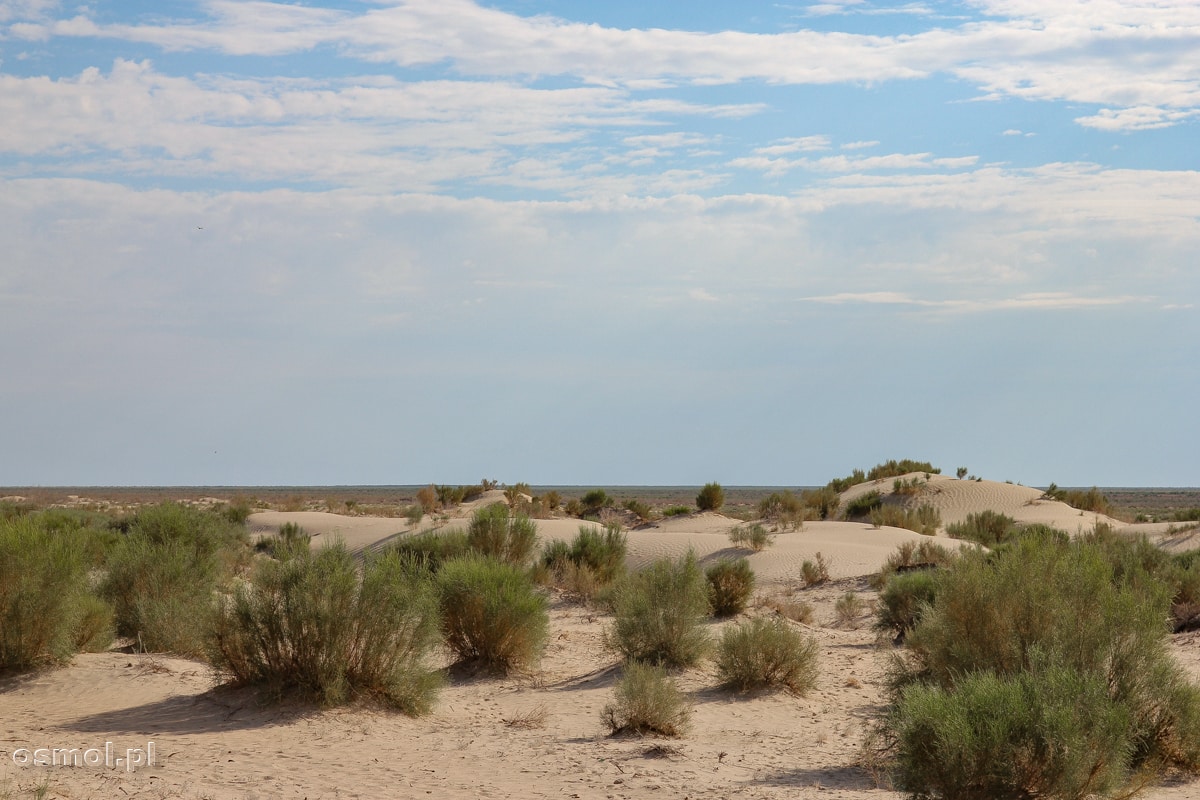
left=1, top=0, right=1197, bottom=487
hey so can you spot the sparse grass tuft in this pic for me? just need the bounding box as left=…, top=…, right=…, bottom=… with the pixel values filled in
left=800, top=552, right=831, bottom=587
left=715, top=617, right=819, bottom=695
left=834, top=591, right=865, bottom=628
left=601, top=661, right=691, bottom=737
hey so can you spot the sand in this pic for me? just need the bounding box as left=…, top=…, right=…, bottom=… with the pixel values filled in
left=4, top=477, right=1199, bottom=799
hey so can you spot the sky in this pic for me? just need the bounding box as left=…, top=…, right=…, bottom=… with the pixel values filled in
left=1, top=0, right=1197, bottom=488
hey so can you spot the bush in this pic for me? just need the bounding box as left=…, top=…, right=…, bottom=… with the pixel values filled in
left=800, top=552, right=831, bottom=587
left=579, top=489, right=610, bottom=517
left=763, top=596, right=814, bottom=624
left=888, top=666, right=1134, bottom=800
left=728, top=523, right=773, bottom=552
left=843, top=490, right=883, bottom=519
left=541, top=524, right=627, bottom=599
left=881, top=535, right=1200, bottom=796
left=870, top=504, right=941, bottom=536
left=1043, top=483, right=1114, bottom=516
left=801, top=487, right=840, bottom=520
left=867, top=460, right=940, bottom=481
left=256, top=521, right=311, bottom=558
left=466, top=503, right=538, bottom=566
left=388, top=529, right=470, bottom=573
left=609, top=553, right=710, bottom=667
left=210, top=544, right=442, bottom=712
left=415, top=485, right=438, bottom=513
left=715, top=617, right=818, bottom=695
left=758, top=491, right=804, bottom=528
left=101, top=505, right=247, bottom=658
left=696, top=482, right=725, bottom=512
left=875, top=570, right=940, bottom=639
left=623, top=499, right=653, bottom=523
left=945, top=510, right=1017, bottom=546
left=706, top=559, right=755, bottom=617
left=0, top=518, right=108, bottom=672
left=874, top=539, right=955, bottom=589
left=601, top=661, right=691, bottom=737
left=437, top=555, right=549, bottom=674
left=662, top=504, right=692, bottom=517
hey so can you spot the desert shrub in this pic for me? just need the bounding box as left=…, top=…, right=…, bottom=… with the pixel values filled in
left=222, top=497, right=253, bottom=524
left=101, top=505, right=246, bottom=657
left=609, top=552, right=710, bottom=667
left=758, top=491, right=804, bottom=527
left=892, top=477, right=926, bottom=497
left=956, top=466, right=968, bottom=479
left=388, top=529, right=470, bottom=573
left=728, top=523, right=773, bottom=552
left=843, top=490, right=883, bottom=519
left=827, top=468, right=867, bottom=493
left=834, top=591, right=865, bottom=627
left=881, top=535, right=1200, bottom=795
left=601, top=661, right=691, bottom=737
left=706, top=558, right=755, bottom=617
left=436, top=555, right=548, bottom=674
left=696, top=482, right=725, bottom=512
left=715, top=617, right=819, bottom=695
left=800, top=552, right=831, bottom=587
left=542, top=490, right=561, bottom=511
left=542, top=524, right=627, bottom=598
left=0, top=518, right=107, bottom=671
left=662, top=504, right=692, bottom=517
left=870, top=504, right=940, bottom=536
left=1043, top=483, right=1114, bottom=516
left=801, top=487, right=840, bottom=520
left=623, top=499, right=653, bottom=523
left=415, top=485, right=438, bottom=513
left=867, top=460, right=940, bottom=481
left=579, top=489, right=611, bottom=517
left=210, top=544, right=442, bottom=712
left=888, top=666, right=1134, bottom=800
left=875, top=570, right=940, bottom=639
left=945, top=510, right=1018, bottom=546
left=256, top=521, right=311, bottom=558
left=466, top=503, right=538, bottom=566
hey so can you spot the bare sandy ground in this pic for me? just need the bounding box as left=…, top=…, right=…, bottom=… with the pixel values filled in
left=4, top=478, right=1200, bottom=800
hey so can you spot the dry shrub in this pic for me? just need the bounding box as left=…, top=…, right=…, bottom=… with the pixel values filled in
left=834, top=591, right=865, bottom=628
left=763, top=597, right=814, bottom=625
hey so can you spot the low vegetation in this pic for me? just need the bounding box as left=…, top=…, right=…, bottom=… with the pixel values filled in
left=757, top=491, right=804, bottom=529
left=834, top=591, right=865, bottom=628
left=843, top=490, right=883, bottom=519
left=800, top=552, right=831, bottom=587
left=436, top=555, right=549, bottom=674
left=728, top=523, right=773, bottom=551
left=466, top=503, right=539, bottom=566
left=609, top=553, right=710, bottom=667
left=695, top=482, right=725, bottom=512
left=541, top=524, right=627, bottom=599
left=209, top=544, right=443, bottom=713
left=706, top=558, right=755, bottom=617
left=869, top=503, right=941, bottom=536
left=715, top=617, right=818, bottom=695
left=1042, top=483, right=1115, bottom=516
left=601, top=661, right=691, bottom=737
left=876, top=534, right=1200, bottom=798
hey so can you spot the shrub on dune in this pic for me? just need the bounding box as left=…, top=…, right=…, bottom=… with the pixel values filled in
left=467, top=503, right=539, bottom=566
left=211, top=543, right=443, bottom=712
left=696, top=482, right=725, bottom=512
left=706, top=558, right=756, bottom=617
left=601, top=661, right=691, bottom=737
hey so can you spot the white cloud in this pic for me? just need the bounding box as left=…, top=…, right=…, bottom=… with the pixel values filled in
left=801, top=291, right=1149, bottom=312
left=11, top=0, right=1199, bottom=129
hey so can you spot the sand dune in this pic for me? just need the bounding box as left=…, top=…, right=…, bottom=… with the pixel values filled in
left=6, top=487, right=1200, bottom=800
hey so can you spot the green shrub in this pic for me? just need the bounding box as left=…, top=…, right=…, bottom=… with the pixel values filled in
left=800, top=552, right=831, bottom=587
left=101, top=534, right=224, bottom=657
left=662, top=504, right=692, bottom=517
left=696, top=482, right=725, bottom=512
left=210, top=544, right=442, bottom=712
left=388, top=529, right=470, bottom=573
left=437, top=555, right=549, bottom=674
left=945, top=510, right=1018, bottom=546
left=758, top=491, right=804, bottom=527
left=601, top=661, right=691, bottom=737
left=0, top=518, right=106, bottom=671
left=579, top=489, right=610, bottom=517
left=623, top=499, right=653, bottom=523
left=114, top=502, right=248, bottom=559
left=875, top=570, right=940, bottom=639
left=1043, top=483, right=1114, bottom=515
left=843, top=490, right=883, bottom=519
left=706, top=559, right=755, bottom=617
left=888, top=666, right=1134, bottom=800
left=609, top=553, right=710, bottom=667
left=827, top=468, right=867, bottom=493
left=541, top=524, right=627, bottom=599
left=867, top=459, right=940, bottom=481
left=801, top=487, right=840, bottom=520
left=882, top=535, right=1200, bottom=794
left=256, top=521, right=312, bottom=558
left=715, top=617, right=818, bottom=695
left=466, top=503, right=538, bottom=566
left=870, top=504, right=940, bottom=536
left=728, top=523, right=773, bottom=552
